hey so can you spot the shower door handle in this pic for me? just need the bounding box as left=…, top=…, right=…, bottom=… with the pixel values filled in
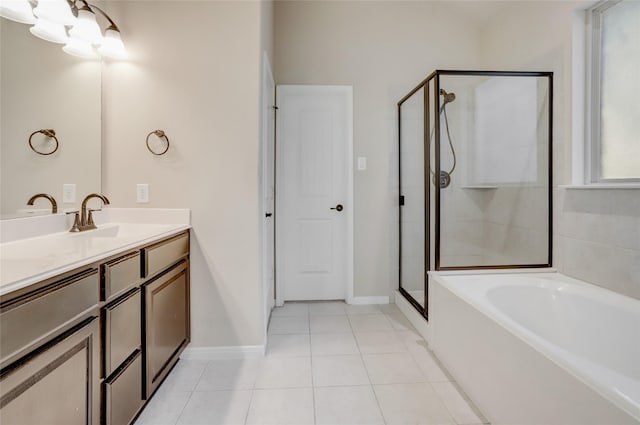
left=330, top=204, right=344, bottom=212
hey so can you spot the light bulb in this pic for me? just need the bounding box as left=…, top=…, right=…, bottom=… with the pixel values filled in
left=63, top=37, right=97, bottom=59
left=32, top=0, right=75, bottom=26
left=68, top=8, right=102, bottom=44
left=30, top=18, right=68, bottom=44
left=0, top=0, right=36, bottom=24
left=98, top=28, right=127, bottom=59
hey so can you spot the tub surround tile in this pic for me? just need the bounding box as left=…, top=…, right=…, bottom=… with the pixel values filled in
left=253, top=356, right=312, bottom=389
left=176, top=390, right=252, bottom=425
left=374, top=382, right=455, bottom=425
left=246, top=388, right=315, bottom=425
left=314, top=386, right=385, bottom=425
left=557, top=188, right=640, bottom=301
left=311, top=355, right=370, bottom=387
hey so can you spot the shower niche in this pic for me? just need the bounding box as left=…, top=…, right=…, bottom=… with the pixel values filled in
left=398, top=70, right=553, bottom=316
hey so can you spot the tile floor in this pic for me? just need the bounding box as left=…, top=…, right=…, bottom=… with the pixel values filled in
left=134, top=301, right=488, bottom=425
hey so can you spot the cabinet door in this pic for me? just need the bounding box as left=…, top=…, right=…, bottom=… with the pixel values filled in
left=143, top=261, right=190, bottom=398
left=103, top=350, right=143, bottom=425
left=103, top=289, right=141, bottom=378
left=0, top=316, right=100, bottom=425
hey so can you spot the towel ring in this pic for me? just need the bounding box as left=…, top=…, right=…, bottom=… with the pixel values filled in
left=146, top=130, right=170, bottom=155
left=28, top=129, right=59, bottom=155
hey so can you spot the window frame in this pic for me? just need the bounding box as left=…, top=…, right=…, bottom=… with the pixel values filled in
left=585, top=0, right=640, bottom=184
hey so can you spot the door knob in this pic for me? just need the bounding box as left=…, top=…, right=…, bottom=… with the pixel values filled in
left=265, top=212, right=273, bottom=217
left=330, top=204, right=344, bottom=212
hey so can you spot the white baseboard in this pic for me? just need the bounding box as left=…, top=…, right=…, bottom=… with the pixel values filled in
left=180, top=345, right=265, bottom=360
left=395, top=290, right=431, bottom=344
left=348, top=296, right=389, bottom=305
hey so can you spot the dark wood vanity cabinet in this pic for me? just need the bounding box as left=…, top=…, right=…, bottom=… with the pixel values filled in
left=142, top=232, right=190, bottom=399
left=0, top=230, right=190, bottom=425
left=0, top=269, right=101, bottom=425
left=144, top=260, right=190, bottom=398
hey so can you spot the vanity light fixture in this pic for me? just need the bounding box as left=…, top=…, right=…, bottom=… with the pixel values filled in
left=0, top=0, right=36, bottom=24
left=67, top=1, right=101, bottom=44
left=0, top=0, right=127, bottom=60
left=30, top=16, right=69, bottom=43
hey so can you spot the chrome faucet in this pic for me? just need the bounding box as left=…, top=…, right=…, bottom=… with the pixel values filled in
left=27, top=193, right=58, bottom=214
left=69, top=193, right=110, bottom=232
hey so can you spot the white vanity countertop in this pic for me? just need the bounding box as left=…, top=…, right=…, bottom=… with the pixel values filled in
left=0, top=208, right=190, bottom=297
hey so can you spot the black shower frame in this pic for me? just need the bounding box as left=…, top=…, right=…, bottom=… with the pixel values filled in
left=397, top=70, right=554, bottom=319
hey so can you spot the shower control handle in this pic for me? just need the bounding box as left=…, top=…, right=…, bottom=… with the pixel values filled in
left=330, top=204, right=344, bottom=212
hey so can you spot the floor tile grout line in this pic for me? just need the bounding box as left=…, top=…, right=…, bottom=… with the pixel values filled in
left=427, top=381, right=463, bottom=425
left=172, top=390, right=196, bottom=425
left=360, top=343, right=388, bottom=425
left=243, top=387, right=256, bottom=425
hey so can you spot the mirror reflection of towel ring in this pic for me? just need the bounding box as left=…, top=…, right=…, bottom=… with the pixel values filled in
left=146, top=130, right=170, bottom=155
left=29, top=129, right=59, bottom=155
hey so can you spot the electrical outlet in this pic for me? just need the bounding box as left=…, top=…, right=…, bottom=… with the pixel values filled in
left=357, top=157, right=367, bottom=171
left=136, top=184, right=149, bottom=203
left=62, top=184, right=76, bottom=203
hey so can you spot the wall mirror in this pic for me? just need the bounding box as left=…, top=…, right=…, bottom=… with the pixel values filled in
left=1, top=18, right=101, bottom=219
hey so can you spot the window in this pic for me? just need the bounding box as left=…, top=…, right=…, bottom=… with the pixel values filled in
left=587, top=0, right=640, bottom=182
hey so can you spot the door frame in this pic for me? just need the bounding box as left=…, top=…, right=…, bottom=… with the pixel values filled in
left=274, top=85, right=354, bottom=306
left=261, top=51, right=276, bottom=338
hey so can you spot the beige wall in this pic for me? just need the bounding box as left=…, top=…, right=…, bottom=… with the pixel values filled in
left=274, top=1, right=484, bottom=298
left=480, top=1, right=640, bottom=300
left=102, top=1, right=271, bottom=347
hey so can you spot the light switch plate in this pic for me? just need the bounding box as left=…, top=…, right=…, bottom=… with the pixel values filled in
left=136, top=184, right=149, bottom=203
left=62, top=184, right=76, bottom=203
left=357, top=156, right=367, bottom=171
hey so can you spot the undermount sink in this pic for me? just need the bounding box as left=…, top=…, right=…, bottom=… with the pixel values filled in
left=71, top=223, right=176, bottom=239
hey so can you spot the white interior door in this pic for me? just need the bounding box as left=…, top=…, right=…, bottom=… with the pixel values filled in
left=262, top=53, right=276, bottom=329
left=276, top=85, right=353, bottom=302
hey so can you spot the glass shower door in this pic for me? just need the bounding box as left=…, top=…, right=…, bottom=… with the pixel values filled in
left=398, top=85, right=427, bottom=311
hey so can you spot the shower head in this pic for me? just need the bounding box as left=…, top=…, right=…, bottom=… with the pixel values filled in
left=439, top=88, right=456, bottom=105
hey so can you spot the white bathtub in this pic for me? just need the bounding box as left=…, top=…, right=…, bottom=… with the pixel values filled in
left=431, top=272, right=640, bottom=425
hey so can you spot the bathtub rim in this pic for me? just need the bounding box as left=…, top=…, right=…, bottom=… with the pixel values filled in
left=431, top=270, right=640, bottom=422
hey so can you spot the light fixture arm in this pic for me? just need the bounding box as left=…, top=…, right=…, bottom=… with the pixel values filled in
left=67, top=0, right=120, bottom=32
left=85, top=3, right=120, bottom=32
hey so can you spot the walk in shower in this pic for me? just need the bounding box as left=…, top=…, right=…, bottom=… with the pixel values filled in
left=398, top=70, right=553, bottom=316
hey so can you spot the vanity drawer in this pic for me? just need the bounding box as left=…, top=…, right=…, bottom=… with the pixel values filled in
left=102, top=251, right=142, bottom=301
left=103, top=288, right=141, bottom=377
left=143, top=232, right=189, bottom=278
left=103, top=350, right=143, bottom=425
left=0, top=269, right=99, bottom=366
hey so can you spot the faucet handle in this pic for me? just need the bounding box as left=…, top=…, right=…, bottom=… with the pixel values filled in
left=66, top=211, right=81, bottom=232
left=87, top=208, right=101, bottom=226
